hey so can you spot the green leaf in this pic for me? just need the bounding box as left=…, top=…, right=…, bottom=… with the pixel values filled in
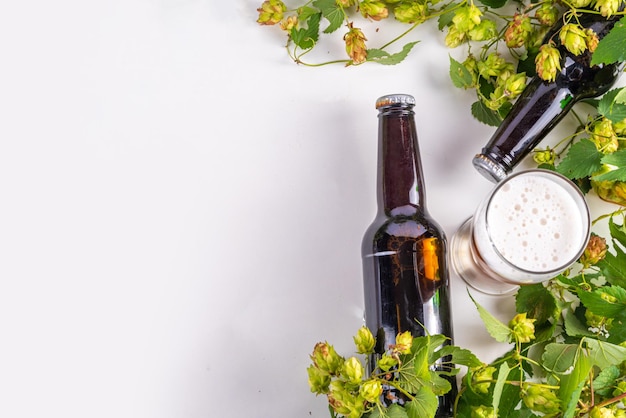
left=591, top=16, right=626, bottom=65
left=577, top=286, right=626, bottom=318
left=406, top=387, right=438, bottom=418
left=312, top=0, right=343, bottom=34
left=541, top=343, right=578, bottom=373
left=428, top=370, right=452, bottom=395
left=515, top=284, right=558, bottom=324
left=563, top=310, right=595, bottom=337
left=616, top=87, right=626, bottom=104
left=449, top=56, right=474, bottom=89
left=469, top=291, right=511, bottom=343
left=367, top=42, right=419, bottom=65
left=584, top=337, right=626, bottom=368
left=593, top=365, right=621, bottom=396
left=597, top=87, right=626, bottom=123
left=436, top=345, right=482, bottom=368
left=556, top=138, right=603, bottom=179
left=595, top=150, right=626, bottom=182
left=559, top=350, right=592, bottom=418
left=477, top=0, right=507, bottom=8
left=597, top=245, right=626, bottom=288
left=290, top=13, right=321, bottom=50
left=385, top=403, right=410, bottom=418
left=492, top=362, right=510, bottom=413
left=471, top=100, right=503, bottom=127
left=609, top=215, right=626, bottom=248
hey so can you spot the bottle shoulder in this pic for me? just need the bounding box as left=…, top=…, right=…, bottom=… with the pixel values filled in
left=362, top=212, right=446, bottom=242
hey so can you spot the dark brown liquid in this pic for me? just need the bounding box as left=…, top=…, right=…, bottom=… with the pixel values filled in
left=362, top=217, right=456, bottom=415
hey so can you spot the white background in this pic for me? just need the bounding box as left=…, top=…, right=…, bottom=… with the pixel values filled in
left=1, top=1, right=622, bottom=417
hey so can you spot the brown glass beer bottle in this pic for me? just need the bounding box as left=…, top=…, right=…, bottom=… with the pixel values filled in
left=361, top=94, right=456, bottom=416
left=474, top=12, right=624, bottom=182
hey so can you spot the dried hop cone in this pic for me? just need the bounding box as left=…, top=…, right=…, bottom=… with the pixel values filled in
left=344, top=23, right=368, bottom=65
left=535, top=43, right=562, bottom=82
left=256, top=0, right=287, bottom=25
left=311, top=342, right=344, bottom=374
left=579, top=233, right=607, bottom=266
left=504, top=13, right=533, bottom=48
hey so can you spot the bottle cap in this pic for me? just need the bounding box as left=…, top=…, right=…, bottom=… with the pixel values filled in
left=376, top=94, right=416, bottom=109
left=472, top=154, right=508, bottom=183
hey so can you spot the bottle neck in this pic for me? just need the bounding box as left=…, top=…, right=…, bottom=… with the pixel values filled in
left=377, top=106, right=426, bottom=215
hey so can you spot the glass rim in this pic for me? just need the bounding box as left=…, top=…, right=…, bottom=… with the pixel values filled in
left=482, top=168, right=591, bottom=276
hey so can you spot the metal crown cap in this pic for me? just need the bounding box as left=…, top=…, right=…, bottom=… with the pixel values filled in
left=376, top=94, right=416, bottom=109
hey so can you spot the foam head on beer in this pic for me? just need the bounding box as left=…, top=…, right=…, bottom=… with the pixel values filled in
left=473, top=170, right=590, bottom=284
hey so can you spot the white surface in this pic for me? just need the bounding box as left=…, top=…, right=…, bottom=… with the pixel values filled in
left=0, top=2, right=621, bottom=418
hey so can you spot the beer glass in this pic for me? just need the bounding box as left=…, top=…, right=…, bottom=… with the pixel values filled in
left=450, top=169, right=591, bottom=295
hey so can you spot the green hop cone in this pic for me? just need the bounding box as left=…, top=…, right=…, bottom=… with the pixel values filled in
left=533, top=147, right=556, bottom=165
left=535, top=3, right=559, bottom=26
left=359, top=0, right=389, bottom=21
left=477, top=53, right=509, bottom=79
left=256, top=0, right=287, bottom=25
left=307, top=364, right=331, bottom=394
left=509, top=313, right=536, bottom=343
left=377, top=353, right=398, bottom=372
left=445, top=25, right=467, bottom=48
left=504, top=13, right=533, bottom=48
left=468, top=19, right=498, bottom=42
left=359, top=379, right=383, bottom=403
left=393, top=331, right=413, bottom=354
left=471, top=366, right=496, bottom=394
left=595, top=0, right=621, bottom=17
left=559, top=23, right=588, bottom=56
left=613, top=381, right=626, bottom=397
left=311, top=342, right=344, bottom=375
left=522, top=384, right=560, bottom=414
left=614, top=118, right=626, bottom=136
left=328, top=381, right=365, bottom=418
left=342, top=356, right=365, bottom=385
left=591, top=117, right=619, bottom=153
left=462, top=55, right=479, bottom=86
left=452, top=5, right=482, bottom=33
left=503, top=72, right=527, bottom=99
left=471, top=405, right=497, bottom=418
left=393, top=2, right=427, bottom=24
left=591, top=406, right=618, bottom=418
left=535, top=43, right=561, bottom=82
left=353, top=326, right=375, bottom=354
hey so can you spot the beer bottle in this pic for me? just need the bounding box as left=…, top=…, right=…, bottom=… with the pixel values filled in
left=361, top=94, right=456, bottom=416
left=473, top=11, right=625, bottom=182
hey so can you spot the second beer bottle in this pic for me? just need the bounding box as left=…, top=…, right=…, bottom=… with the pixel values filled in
left=361, top=94, right=456, bottom=417
left=473, top=11, right=624, bottom=183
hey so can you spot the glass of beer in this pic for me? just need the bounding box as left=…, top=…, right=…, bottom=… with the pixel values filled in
left=450, top=169, right=591, bottom=295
